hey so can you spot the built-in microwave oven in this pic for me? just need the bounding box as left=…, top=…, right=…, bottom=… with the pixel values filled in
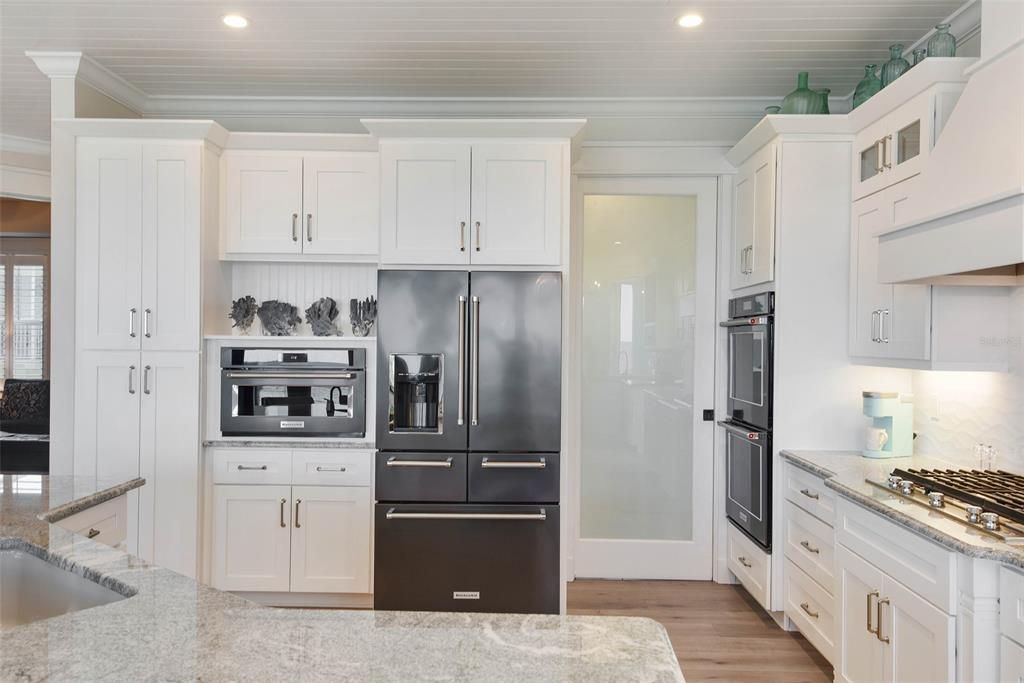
left=721, top=292, right=774, bottom=431
left=220, top=347, right=366, bottom=437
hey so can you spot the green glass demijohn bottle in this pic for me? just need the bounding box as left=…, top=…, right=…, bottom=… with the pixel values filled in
left=912, top=48, right=927, bottom=67
left=816, top=88, right=831, bottom=115
left=881, top=44, right=910, bottom=87
left=853, top=65, right=882, bottom=109
left=781, top=72, right=818, bottom=115
left=927, top=23, right=956, bottom=57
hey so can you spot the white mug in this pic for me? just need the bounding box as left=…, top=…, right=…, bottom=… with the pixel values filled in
left=866, top=427, right=890, bottom=451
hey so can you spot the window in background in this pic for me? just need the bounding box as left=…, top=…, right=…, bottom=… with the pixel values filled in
left=0, top=241, right=49, bottom=380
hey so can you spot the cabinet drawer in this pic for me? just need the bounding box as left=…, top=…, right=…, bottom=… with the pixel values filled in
left=55, top=495, right=127, bottom=547
left=784, top=464, right=835, bottom=524
left=836, top=497, right=955, bottom=613
left=727, top=522, right=771, bottom=611
left=375, top=452, right=467, bottom=502
left=468, top=453, right=558, bottom=503
left=1003, top=635, right=1024, bottom=683
left=784, top=501, right=835, bottom=592
left=785, top=559, right=835, bottom=665
left=1001, top=566, right=1024, bottom=646
left=291, top=449, right=372, bottom=487
left=211, top=448, right=292, bottom=485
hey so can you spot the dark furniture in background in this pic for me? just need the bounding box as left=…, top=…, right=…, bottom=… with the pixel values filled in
left=0, top=379, right=50, bottom=474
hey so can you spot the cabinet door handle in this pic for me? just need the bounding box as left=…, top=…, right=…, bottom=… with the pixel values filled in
left=291, top=213, right=298, bottom=242
left=881, top=309, right=890, bottom=343
left=799, top=602, right=819, bottom=619
left=128, top=365, right=137, bottom=395
left=386, top=457, right=453, bottom=468
left=474, top=221, right=481, bottom=252
left=871, top=309, right=880, bottom=342
left=799, top=488, right=819, bottom=500
left=128, top=307, right=137, bottom=338
left=875, top=139, right=885, bottom=173
left=737, top=555, right=753, bottom=569
left=143, top=308, right=152, bottom=338
left=237, top=465, right=267, bottom=471
left=143, top=365, right=152, bottom=395
left=882, top=135, right=893, bottom=169
left=481, top=457, right=546, bottom=469
left=315, top=466, right=346, bottom=473
left=306, top=213, right=313, bottom=242
left=294, top=499, right=302, bottom=528
left=866, top=590, right=879, bottom=635
left=87, top=528, right=101, bottom=539
left=459, top=221, right=466, bottom=252
left=876, top=597, right=890, bottom=643
left=799, top=540, right=820, bottom=555
left=280, top=498, right=287, bottom=528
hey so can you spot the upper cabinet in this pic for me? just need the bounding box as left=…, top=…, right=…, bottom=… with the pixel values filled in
left=77, top=139, right=202, bottom=352
left=222, top=152, right=379, bottom=259
left=379, top=141, right=565, bottom=266
left=853, top=90, right=936, bottom=201
left=731, top=142, right=777, bottom=290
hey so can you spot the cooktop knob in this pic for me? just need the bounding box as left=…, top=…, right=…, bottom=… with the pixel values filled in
left=887, top=475, right=903, bottom=489
left=927, top=491, right=945, bottom=508
left=980, top=512, right=1001, bottom=531
left=899, top=480, right=915, bottom=495
left=965, top=505, right=983, bottom=524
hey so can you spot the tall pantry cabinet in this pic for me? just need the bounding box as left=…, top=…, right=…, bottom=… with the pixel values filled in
left=72, top=122, right=227, bottom=579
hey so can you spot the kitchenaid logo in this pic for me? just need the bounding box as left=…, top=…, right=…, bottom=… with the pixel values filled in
left=453, top=591, right=480, bottom=600
left=280, top=421, right=305, bottom=429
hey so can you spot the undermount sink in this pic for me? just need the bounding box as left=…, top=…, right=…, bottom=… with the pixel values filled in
left=0, top=549, right=127, bottom=629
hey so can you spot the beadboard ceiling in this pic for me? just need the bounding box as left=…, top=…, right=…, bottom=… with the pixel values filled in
left=1, top=0, right=970, bottom=143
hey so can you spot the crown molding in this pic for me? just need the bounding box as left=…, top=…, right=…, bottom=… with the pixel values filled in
left=24, top=50, right=82, bottom=78
left=76, top=55, right=148, bottom=114
left=0, top=134, right=50, bottom=156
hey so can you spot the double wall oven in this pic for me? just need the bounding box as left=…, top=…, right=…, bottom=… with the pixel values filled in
left=720, top=292, right=774, bottom=549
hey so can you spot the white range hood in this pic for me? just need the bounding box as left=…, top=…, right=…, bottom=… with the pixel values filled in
left=877, top=36, right=1024, bottom=285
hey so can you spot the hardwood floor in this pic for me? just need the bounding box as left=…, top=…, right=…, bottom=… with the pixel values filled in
left=567, top=579, right=833, bottom=683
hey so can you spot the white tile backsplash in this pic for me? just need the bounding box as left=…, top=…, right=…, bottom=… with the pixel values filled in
left=229, top=262, right=377, bottom=337
left=912, top=286, right=1024, bottom=471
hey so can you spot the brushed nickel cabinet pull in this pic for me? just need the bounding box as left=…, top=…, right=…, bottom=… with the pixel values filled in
left=866, top=590, right=879, bottom=635
left=799, top=488, right=820, bottom=500
left=280, top=498, right=287, bottom=528
left=128, top=307, right=137, bottom=338
left=237, top=465, right=268, bottom=471
left=87, top=528, right=101, bottom=539
left=128, top=365, right=136, bottom=395
left=291, top=213, right=299, bottom=242
left=143, top=308, right=152, bottom=338
left=143, top=365, right=152, bottom=395
left=800, top=602, right=819, bottom=619
left=306, top=213, right=313, bottom=242
left=737, top=556, right=752, bottom=569
left=459, top=221, right=466, bottom=252
left=882, top=135, right=893, bottom=169
left=881, top=309, right=890, bottom=343
left=295, top=499, right=302, bottom=528
left=800, top=540, right=820, bottom=555
left=315, top=466, right=346, bottom=473
left=876, top=597, right=891, bottom=643
left=474, top=221, right=481, bottom=252
left=871, top=309, right=880, bottom=342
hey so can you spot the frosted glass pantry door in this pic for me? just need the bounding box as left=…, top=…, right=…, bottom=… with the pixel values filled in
left=575, top=177, right=717, bottom=580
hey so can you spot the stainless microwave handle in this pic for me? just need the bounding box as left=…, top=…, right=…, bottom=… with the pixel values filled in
left=470, top=295, right=480, bottom=427
left=717, top=420, right=767, bottom=441
left=224, top=371, right=357, bottom=380
left=457, top=295, right=467, bottom=426
left=385, top=507, right=546, bottom=521
left=481, top=457, right=546, bottom=469
left=719, top=316, right=771, bottom=328
left=386, top=456, right=454, bottom=468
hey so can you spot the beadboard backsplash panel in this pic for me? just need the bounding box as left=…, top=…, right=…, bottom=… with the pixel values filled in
left=229, top=262, right=377, bottom=337
left=912, top=286, right=1024, bottom=472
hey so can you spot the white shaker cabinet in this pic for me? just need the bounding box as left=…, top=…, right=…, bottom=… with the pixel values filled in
left=211, top=484, right=293, bottom=593
left=731, top=141, right=776, bottom=290
left=379, top=142, right=472, bottom=265
left=379, top=141, right=564, bottom=266
left=290, top=485, right=372, bottom=594
left=837, top=545, right=886, bottom=683
left=77, top=140, right=202, bottom=353
left=222, top=154, right=303, bottom=255
left=302, top=155, right=379, bottom=256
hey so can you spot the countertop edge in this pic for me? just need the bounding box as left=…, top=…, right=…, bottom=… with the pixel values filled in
left=778, top=450, right=838, bottom=478
left=203, top=440, right=376, bottom=449
left=37, top=477, right=146, bottom=523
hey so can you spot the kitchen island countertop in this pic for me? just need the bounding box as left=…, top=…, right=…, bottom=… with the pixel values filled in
left=0, top=474, right=683, bottom=682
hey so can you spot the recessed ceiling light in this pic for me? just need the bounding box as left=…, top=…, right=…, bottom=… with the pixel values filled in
left=614, top=240, right=622, bottom=245
left=222, top=14, right=249, bottom=29
left=677, top=13, right=703, bottom=28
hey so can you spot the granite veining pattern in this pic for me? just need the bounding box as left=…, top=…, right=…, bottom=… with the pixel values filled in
left=204, top=439, right=374, bottom=449
left=781, top=450, right=1024, bottom=571
left=0, top=474, right=683, bottom=682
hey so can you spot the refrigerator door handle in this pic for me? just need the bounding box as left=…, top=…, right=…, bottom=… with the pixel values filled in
left=457, top=295, right=467, bottom=426
left=470, top=295, right=480, bottom=427
left=481, top=457, right=547, bottom=469
left=385, top=507, right=547, bottom=521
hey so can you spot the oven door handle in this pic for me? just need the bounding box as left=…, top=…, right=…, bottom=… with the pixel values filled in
left=385, top=508, right=546, bottom=521
left=717, top=420, right=768, bottom=441
left=223, top=371, right=358, bottom=380
left=720, top=316, right=772, bottom=327
left=386, top=456, right=454, bottom=468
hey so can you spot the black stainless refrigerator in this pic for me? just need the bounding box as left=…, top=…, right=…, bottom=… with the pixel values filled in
left=374, top=270, right=561, bottom=614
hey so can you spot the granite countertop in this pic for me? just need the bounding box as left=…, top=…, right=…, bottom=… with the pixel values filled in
left=781, top=450, right=1024, bottom=571
left=1, top=474, right=683, bottom=682
left=204, top=439, right=374, bottom=449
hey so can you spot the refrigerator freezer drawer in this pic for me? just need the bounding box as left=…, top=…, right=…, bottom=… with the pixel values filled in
left=468, top=453, right=559, bottom=504
left=375, top=452, right=467, bottom=502
left=373, top=503, right=559, bottom=614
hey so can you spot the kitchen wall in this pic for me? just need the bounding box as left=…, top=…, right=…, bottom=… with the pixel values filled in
left=912, top=286, right=1024, bottom=470
left=228, top=262, right=377, bottom=337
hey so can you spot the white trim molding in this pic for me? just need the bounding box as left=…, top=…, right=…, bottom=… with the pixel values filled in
left=0, top=165, right=50, bottom=201
left=24, top=50, right=82, bottom=79
left=76, top=55, right=148, bottom=114
left=0, top=134, right=50, bottom=157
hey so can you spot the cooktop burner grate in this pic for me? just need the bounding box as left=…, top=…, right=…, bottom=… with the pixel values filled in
left=892, top=468, right=1024, bottom=526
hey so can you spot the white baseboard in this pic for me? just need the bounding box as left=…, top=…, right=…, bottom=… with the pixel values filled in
left=232, top=591, right=373, bottom=609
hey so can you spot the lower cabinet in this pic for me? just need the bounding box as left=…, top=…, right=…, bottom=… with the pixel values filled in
left=53, top=494, right=128, bottom=548
left=837, top=544, right=955, bottom=683
left=211, top=484, right=293, bottom=592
